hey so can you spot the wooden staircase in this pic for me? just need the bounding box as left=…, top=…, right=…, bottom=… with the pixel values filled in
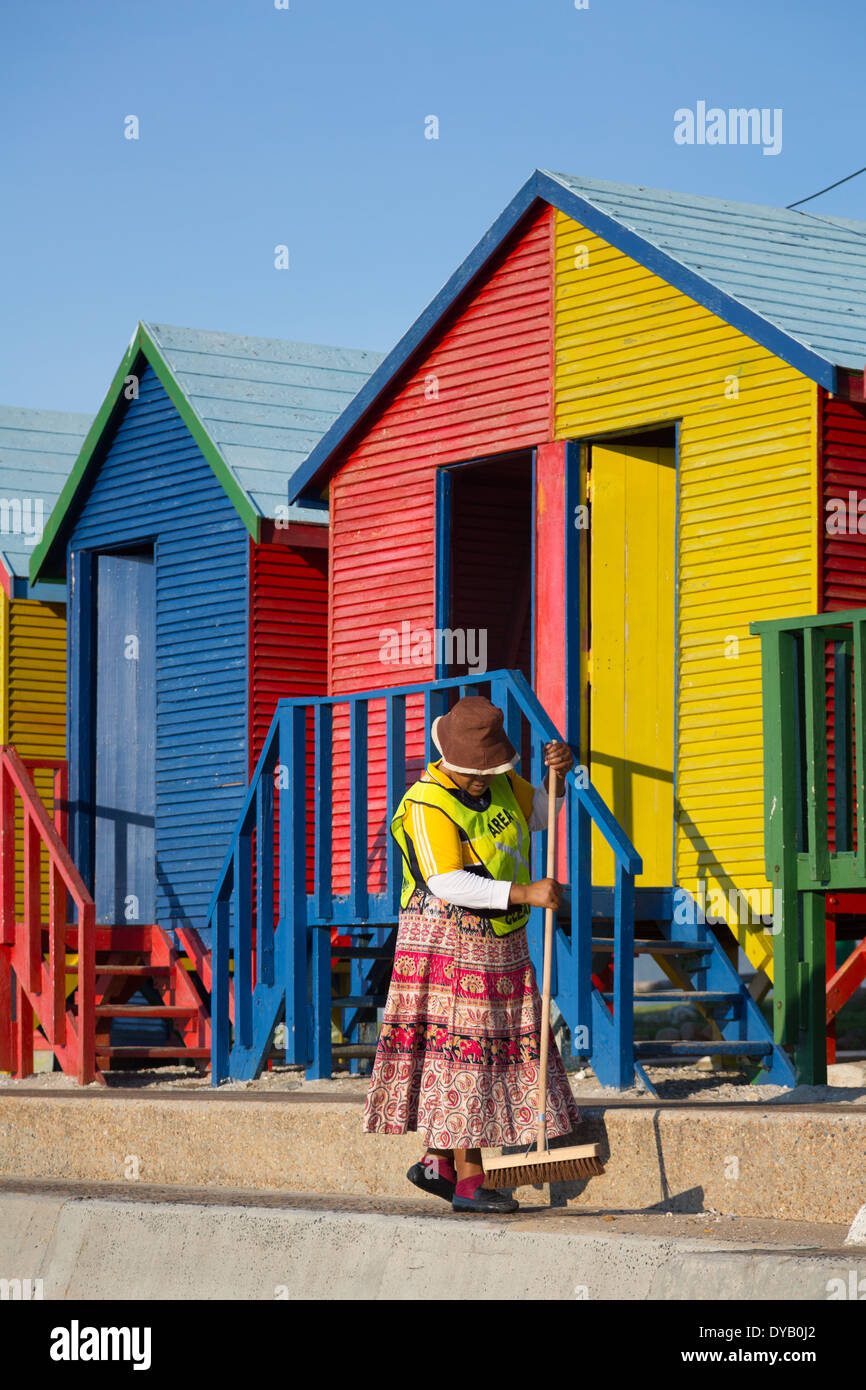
left=85, top=923, right=211, bottom=1069
left=0, top=747, right=214, bottom=1082
left=579, top=892, right=793, bottom=1091
left=208, top=670, right=794, bottom=1088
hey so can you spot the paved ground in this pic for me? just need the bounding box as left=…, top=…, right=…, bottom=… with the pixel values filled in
left=2, top=1178, right=864, bottom=1300
left=0, top=1175, right=854, bottom=1248
left=4, top=1057, right=866, bottom=1103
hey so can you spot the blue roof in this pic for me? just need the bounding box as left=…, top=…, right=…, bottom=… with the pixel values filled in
left=545, top=171, right=866, bottom=375
left=289, top=169, right=866, bottom=504
left=146, top=322, right=385, bottom=522
left=0, top=407, right=91, bottom=581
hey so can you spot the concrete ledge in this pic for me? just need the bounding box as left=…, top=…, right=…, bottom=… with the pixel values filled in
left=1, top=1187, right=865, bottom=1301
left=0, top=1093, right=864, bottom=1223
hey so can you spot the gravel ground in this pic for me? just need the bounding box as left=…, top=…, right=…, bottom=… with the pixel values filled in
left=3, top=1057, right=865, bottom=1102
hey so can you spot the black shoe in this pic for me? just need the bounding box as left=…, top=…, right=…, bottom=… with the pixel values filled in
left=452, top=1185, right=520, bottom=1214
left=407, top=1159, right=456, bottom=1203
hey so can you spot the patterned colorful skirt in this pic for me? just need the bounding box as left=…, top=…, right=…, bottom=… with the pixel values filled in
left=362, top=888, right=582, bottom=1148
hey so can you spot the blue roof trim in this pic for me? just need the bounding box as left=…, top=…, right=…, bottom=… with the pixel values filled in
left=288, top=174, right=544, bottom=504
left=535, top=172, right=836, bottom=395
left=290, top=169, right=841, bottom=503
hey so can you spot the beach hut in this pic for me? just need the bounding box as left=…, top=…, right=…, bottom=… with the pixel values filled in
left=5, top=323, right=381, bottom=1077
left=249, top=170, right=866, bottom=1085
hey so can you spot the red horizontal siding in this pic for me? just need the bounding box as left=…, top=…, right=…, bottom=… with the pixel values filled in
left=821, top=388, right=866, bottom=611
left=820, top=388, right=866, bottom=853
left=250, top=536, right=328, bottom=897
left=328, top=205, right=555, bottom=892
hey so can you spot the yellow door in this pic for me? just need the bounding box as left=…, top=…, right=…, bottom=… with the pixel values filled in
left=589, top=442, right=676, bottom=885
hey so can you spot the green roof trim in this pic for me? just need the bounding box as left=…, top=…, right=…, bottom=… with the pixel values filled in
left=30, top=321, right=383, bottom=583
left=29, top=323, right=260, bottom=583
left=29, top=330, right=141, bottom=582
left=141, top=325, right=262, bottom=542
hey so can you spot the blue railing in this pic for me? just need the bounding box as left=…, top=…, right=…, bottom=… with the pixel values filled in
left=207, top=669, right=642, bottom=1086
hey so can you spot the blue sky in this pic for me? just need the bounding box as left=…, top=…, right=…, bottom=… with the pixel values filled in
left=3, top=0, right=865, bottom=412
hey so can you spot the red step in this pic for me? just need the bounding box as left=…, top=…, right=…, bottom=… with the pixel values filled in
left=94, top=1005, right=198, bottom=1018
left=91, top=964, right=171, bottom=976
left=96, top=1046, right=211, bottom=1059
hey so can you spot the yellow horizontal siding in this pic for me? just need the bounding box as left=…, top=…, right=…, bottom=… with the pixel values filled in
left=554, top=210, right=817, bottom=977
left=8, top=599, right=66, bottom=759
left=7, top=597, right=67, bottom=923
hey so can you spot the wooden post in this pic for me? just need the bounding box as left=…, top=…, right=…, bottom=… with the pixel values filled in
left=612, top=861, right=635, bottom=1089
left=282, top=703, right=309, bottom=1067
left=800, top=891, right=827, bottom=1084
left=759, top=628, right=801, bottom=1047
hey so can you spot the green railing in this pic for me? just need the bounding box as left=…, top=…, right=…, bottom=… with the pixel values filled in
left=751, top=606, right=866, bottom=1082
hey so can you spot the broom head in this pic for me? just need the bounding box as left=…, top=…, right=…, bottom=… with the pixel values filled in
left=482, top=1141, right=604, bottom=1189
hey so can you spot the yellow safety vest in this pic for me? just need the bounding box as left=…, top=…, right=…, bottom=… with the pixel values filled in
left=390, top=771, right=531, bottom=935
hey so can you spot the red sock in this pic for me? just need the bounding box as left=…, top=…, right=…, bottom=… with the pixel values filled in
left=455, top=1172, right=484, bottom=1198
left=423, top=1154, right=456, bottom=1183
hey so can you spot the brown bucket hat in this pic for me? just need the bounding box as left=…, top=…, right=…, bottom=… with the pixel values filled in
left=431, top=695, right=518, bottom=776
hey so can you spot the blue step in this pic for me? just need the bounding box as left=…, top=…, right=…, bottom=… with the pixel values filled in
left=609, top=991, right=741, bottom=1005
left=590, top=937, right=712, bottom=955
left=634, top=1039, right=774, bottom=1058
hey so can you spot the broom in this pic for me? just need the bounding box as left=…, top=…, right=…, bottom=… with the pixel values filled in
left=482, top=768, right=604, bottom=1189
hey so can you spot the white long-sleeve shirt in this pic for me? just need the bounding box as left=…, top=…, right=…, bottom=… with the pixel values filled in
left=426, top=779, right=564, bottom=911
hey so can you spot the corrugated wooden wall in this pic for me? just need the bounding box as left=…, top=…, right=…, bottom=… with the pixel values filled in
left=250, top=537, right=328, bottom=759
left=67, top=365, right=249, bottom=940
left=818, top=388, right=866, bottom=854
left=819, top=389, right=866, bottom=610
left=250, top=535, right=328, bottom=897
left=9, top=597, right=67, bottom=759
left=554, top=209, right=817, bottom=975
left=327, top=208, right=555, bottom=892
left=3, top=593, right=66, bottom=913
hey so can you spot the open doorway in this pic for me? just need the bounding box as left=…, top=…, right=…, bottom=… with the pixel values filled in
left=440, top=450, right=534, bottom=684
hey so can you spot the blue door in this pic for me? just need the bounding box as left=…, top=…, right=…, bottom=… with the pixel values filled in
left=94, top=549, right=156, bottom=925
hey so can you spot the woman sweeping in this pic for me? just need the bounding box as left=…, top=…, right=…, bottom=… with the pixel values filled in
left=362, top=694, right=582, bottom=1213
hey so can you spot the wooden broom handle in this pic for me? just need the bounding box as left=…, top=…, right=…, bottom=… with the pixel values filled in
left=537, top=768, right=558, bottom=1156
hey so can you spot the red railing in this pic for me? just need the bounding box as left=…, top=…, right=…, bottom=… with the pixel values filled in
left=0, top=747, right=98, bottom=1084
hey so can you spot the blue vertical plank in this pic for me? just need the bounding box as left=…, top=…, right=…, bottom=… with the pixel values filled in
left=574, top=798, right=593, bottom=1055
left=501, top=686, right=521, bottom=754
left=350, top=700, right=369, bottom=920
left=386, top=694, right=406, bottom=915
left=348, top=696, right=369, bottom=1077
left=93, top=549, right=156, bottom=924
left=233, top=830, right=253, bottom=1049
left=307, top=925, right=332, bottom=1080
left=424, top=687, right=448, bottom=763
left=435, top=469, right=452, bottom=678
left=281, top=702, right=309, bottom=1065
left=612, top=862, right=635, bottom=1089
left=563, top=439, right=584, bottom=754
left=210, top=891, right=231, bottom=1085
left=67, top=546, right=95, bottom=893
left=314, top=703, right=333, bottom=920
left=256, top=767, right=274, bottom=987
